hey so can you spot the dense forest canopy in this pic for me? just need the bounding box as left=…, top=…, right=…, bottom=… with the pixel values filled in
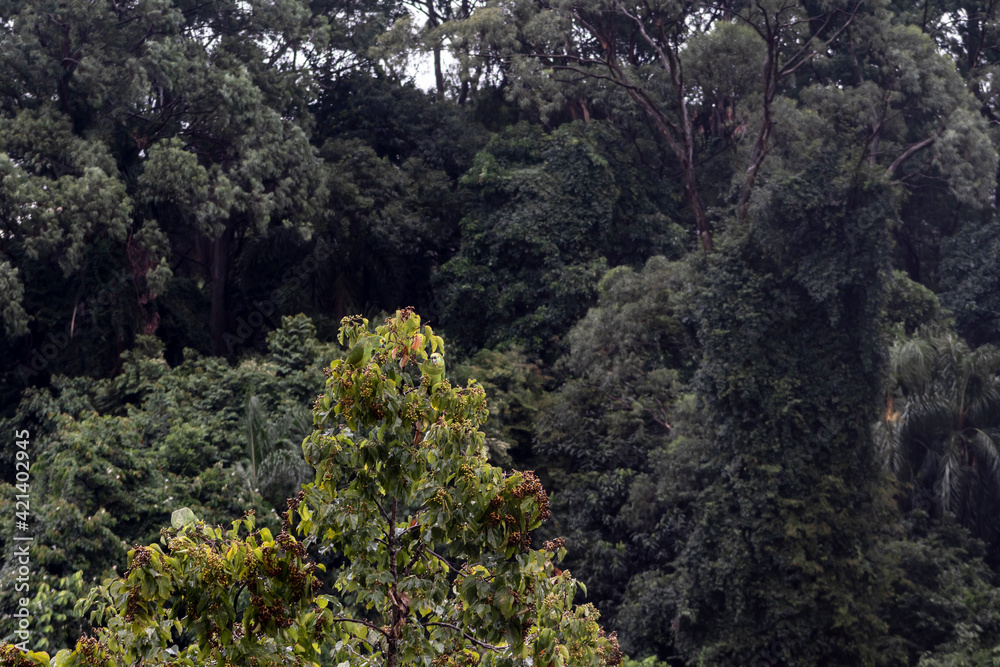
left=2, top=0, right=1000, bottom=664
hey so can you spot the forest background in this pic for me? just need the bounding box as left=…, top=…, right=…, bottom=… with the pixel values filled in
left=2, top=0, right=1000, bottom=663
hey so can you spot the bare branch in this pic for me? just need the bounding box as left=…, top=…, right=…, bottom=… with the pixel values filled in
left=885, top=135, right=936, bottom=178
left=615, top=4, right=674, bottom=78
left=779, top=2, right=864, bottom=79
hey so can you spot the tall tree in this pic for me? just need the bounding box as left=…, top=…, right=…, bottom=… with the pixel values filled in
left=467, top=0, right=869, bottom=250
left=837, top=0, right=1000, bottom=286
left=449, top=0, right=997, bottom=260
left=673, top=150, right=900, bottom=665
left=0, top=0, right=331, bottom=374
left=435, top=121, right=685, bottom=360
left=448, top=1, right=997, bottom=662
left=534, top=256, right=703, bottom=658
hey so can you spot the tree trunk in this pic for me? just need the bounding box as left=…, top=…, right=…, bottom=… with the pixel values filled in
left=427, top=0, right=444, bottom=96
left=434, top=47, right=444, bottom=96
left=684, top=165, right=712, bottom=252
left=210, top=222, right=234, bottom=355
left=386, top=497, right=400, bottom=667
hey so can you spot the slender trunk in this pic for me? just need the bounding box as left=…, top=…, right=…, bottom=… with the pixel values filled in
left=456, top=0, right=471, bottom=104
left=210, top=222, right=234, bottom=355
left=623, top=85, right=712, bottom=251
left=739, top=44, right=776, bottom=221
left=386, top=498, right=399, bottom=667
left=683, top=161, right=712, bottom=252
left=590, top=12, right=714, bottom=250
left=387, top=616, right=399, bottom=666
left=668, top=44, right=712, bottom=252
left=434, top=47, right=444, bottom=95
left=427, top=0, right=444, bottom=96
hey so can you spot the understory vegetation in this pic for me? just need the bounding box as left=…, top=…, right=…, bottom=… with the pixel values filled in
left=2, top=0, right=1000, bottom=664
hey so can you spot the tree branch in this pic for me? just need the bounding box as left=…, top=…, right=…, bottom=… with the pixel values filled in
left=423, top=621, right=506, bottom=651
left=885, top=135, right=936, bottom=178
left=332, top=616, right=390, bottom=638
left=403, top=542, right=425, bottom=577
left=426, top=546, right=463, bottom=574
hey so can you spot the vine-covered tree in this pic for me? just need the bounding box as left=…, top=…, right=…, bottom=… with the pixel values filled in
left=673, top=152, right=899, bottom=665
left=439, top=0, right=1000, bottom=662
left=435, top=122, right=685, bottom=360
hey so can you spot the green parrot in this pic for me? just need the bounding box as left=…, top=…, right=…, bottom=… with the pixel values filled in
left=345, top=339, right=372, bottom=367
left=171, top=507, right=198, bottom=530
left=419, top=352, right=446, bottom=392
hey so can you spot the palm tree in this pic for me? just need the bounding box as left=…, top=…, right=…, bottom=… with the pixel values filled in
left=238, top=395, right=314, bottom=508
left=875, top=333, right=1000, bottom=542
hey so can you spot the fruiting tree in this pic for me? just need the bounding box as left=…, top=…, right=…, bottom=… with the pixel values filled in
left=0, top=308, right=619, bottom=667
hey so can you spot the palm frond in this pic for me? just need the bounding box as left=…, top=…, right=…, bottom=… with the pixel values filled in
left=897, top=393, right=952, bottom=450
left=242, top=395, right=313, bottom=503
left=258, top=448, right=313, bottom=504
left=964, top=376, right=1000, bottom=426
left=934, top=446, right=962, bottom=517
left=246, top=395, right=269, bottom=481
left=968, top=428, right=1000, bottom=487
left=890, top=337, right=935, bottom=391
left=938, top=334, right=966, bottom=394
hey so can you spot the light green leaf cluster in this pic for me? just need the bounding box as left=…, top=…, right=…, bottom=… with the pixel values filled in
left=137, top=139, right=235, bottom=237
left=300, top=308, right=621, bottom=666
left=53, top=513, right=326, bottom=667
left=681, top=22, right=765, bottom=107
left=0, top=111, right=131, bottom=274
left=1, top=515, right=327, bottom=667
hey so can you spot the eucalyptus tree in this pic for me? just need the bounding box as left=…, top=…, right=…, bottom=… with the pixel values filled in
left=805, top=0, right=1000, bottom=286
left=459, top=1, right=864, bottom=249
left=445, top=0, right=998, bottom=252
left=890, top=0, right=1000, bottom=181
